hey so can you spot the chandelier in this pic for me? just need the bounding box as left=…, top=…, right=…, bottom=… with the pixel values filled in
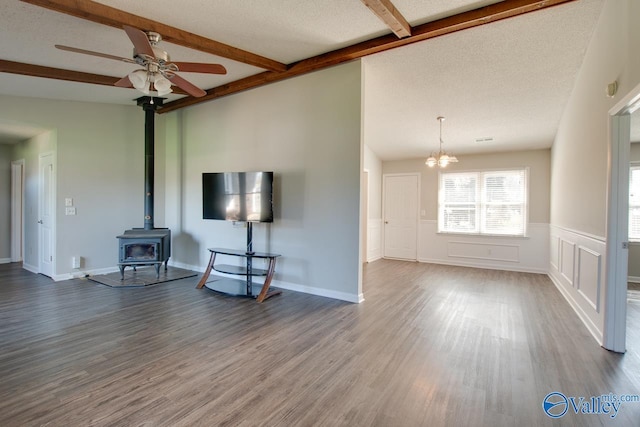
left=426, top=116, right=458, bottom=168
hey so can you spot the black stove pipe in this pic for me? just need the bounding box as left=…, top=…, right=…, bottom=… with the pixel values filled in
left=137, top=96, right=164, bottom=230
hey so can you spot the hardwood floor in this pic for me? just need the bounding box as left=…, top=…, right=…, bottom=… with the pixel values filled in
left=1, top=261, right=639, bottom=426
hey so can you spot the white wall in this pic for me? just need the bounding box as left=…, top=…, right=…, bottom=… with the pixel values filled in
left=383, top=149, right=550, bottom=273
left=0, top=96, right=145, bottom=278
left=364, top=144, right=382, bottom=262
left=161, top=62, right=363, bottom=302
left=549, top=0, right=640, bottom=343
left=0, top=144, right=11, bottom=262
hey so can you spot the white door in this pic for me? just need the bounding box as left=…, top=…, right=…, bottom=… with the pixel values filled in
left=39, top=153, right=55, bottom=277
left=383, top=174, right=418, bottom=260
left=11, top=160, right=24, bottom=262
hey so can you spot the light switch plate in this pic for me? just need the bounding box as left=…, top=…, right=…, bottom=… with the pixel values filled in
left=65, top=207, right=76, bottom=215
left=65, top=198, right=73, bottom=207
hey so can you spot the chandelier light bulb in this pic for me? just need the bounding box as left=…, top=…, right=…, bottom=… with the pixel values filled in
left=129, top=69, right=149, bottom=92
left=154, top=75, right=173, bottom=96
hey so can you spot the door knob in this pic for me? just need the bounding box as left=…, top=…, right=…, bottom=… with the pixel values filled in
left=37, top=220, right=43, bottom=224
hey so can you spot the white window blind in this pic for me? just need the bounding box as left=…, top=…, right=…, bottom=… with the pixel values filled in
left=439, top=172, right=479, bottom=233
left=439, top=169, right=528, bottom=236
left=630, top=165, right=640, bottom=241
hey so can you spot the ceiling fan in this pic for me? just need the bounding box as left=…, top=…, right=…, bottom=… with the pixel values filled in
left=55, top=25, right=227, bottom=98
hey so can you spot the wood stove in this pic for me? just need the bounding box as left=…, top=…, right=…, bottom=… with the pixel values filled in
left=117, top=228, right=171, bottom=279
left=116, top=96, right=171, bottom=280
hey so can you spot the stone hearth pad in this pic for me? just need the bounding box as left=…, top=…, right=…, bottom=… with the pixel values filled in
left=88, top=266, right=197, bottom=288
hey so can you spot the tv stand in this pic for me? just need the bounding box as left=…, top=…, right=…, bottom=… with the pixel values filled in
left=196, top=248, right=281, bottom=302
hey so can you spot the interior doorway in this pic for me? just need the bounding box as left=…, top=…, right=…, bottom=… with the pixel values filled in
left=604, top=82, right=640, bottom=352
left=362, top=169, right=369, bottom=265
left=38, top=152, right=55, bottom=278
left=625, top=112, right=640, bottom=358
left=11, top=159, right=25, bottom=262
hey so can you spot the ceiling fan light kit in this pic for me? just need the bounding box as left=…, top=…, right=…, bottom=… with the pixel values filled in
left=54, top=25, right=227, bottom=98
left=153, top=74, right=172, bottom=96
left=426, top=116, right=458, bottom=168
left=129, top=69, right=150, bottom=93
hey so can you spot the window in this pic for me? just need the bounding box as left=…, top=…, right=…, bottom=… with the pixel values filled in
left=630, top=164, right=640, bottom=241
left=438, top=168, right=528, bottom=236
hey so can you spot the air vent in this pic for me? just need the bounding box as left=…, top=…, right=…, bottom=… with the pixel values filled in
left=475, top=137, right=494, bottom=143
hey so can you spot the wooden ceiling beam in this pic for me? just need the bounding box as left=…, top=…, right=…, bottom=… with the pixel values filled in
left=19, top=0, right=287, bottom=72
left=360, top=0, right=411, bottom=38
left=0, top=59, right=123, bottom=86
left=161, top=0, right=576, bottom=113
left=0, top=59, right=189, bottom=95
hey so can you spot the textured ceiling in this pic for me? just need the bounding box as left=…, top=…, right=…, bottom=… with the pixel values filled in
left=364, top=0, right=603, bottom=158
left=0, top=0, right=609, bottom=158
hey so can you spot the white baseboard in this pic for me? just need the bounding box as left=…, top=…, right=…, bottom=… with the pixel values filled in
left=0, top=258, right=11, bottom=264
left=52, top=260, right=364, bottom=304
left=54, top=266, right=120, bottom=281
left=417, top=257, right=548, bottom=275
left=23, top=263, right=38, bottom=274
left=272, top=279, right=363, bottom=303
left=169, top=260, right=203, bottom=273
left=55, top=262, right=202, bottom=282
left=629, top=276, right=640, bottom=284
left=548, top=271, right=603, bottom=345
left=170, top=261, right=363, bottom=303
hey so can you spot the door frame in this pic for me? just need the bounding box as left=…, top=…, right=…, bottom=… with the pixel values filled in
left=382, top=172, right=420, bottom=261
left=604, top=82, right=640, bottom=352
left=38, top=151, right=56, bottom=277
left=362, top=169, right=369, bottom=264
left=11, top=159, right=25, bottom=262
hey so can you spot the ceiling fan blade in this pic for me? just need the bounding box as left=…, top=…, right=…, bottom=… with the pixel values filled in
left=168, top=73, right=206, bottom=97
left=114, top=76, right=133, bottom=88
left=172, top=62, right=227, bottom=75
left=123, top=25, right=155, bottom=58
left=55, top=45, right=135, bottom=63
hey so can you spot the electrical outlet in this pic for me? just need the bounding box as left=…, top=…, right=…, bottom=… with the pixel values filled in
left=72, top=256, right=81, bottom=269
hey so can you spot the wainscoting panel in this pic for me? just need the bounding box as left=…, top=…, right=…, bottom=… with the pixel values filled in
left=418, top=221, right=548, bottom=273
left=560, top=240, right=575, bottom=286
left=576, top=246, right=601, bottom=312
left=550, top=234, right=559, bottom=271
left=447, top=241, right=519, bottom=263
left=367, top=219, right=382, bottom=262
left=548, top=225, right=606, bottom=345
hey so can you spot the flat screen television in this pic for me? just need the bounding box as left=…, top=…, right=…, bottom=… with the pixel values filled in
left=202, top=171, right=274, bottom=223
